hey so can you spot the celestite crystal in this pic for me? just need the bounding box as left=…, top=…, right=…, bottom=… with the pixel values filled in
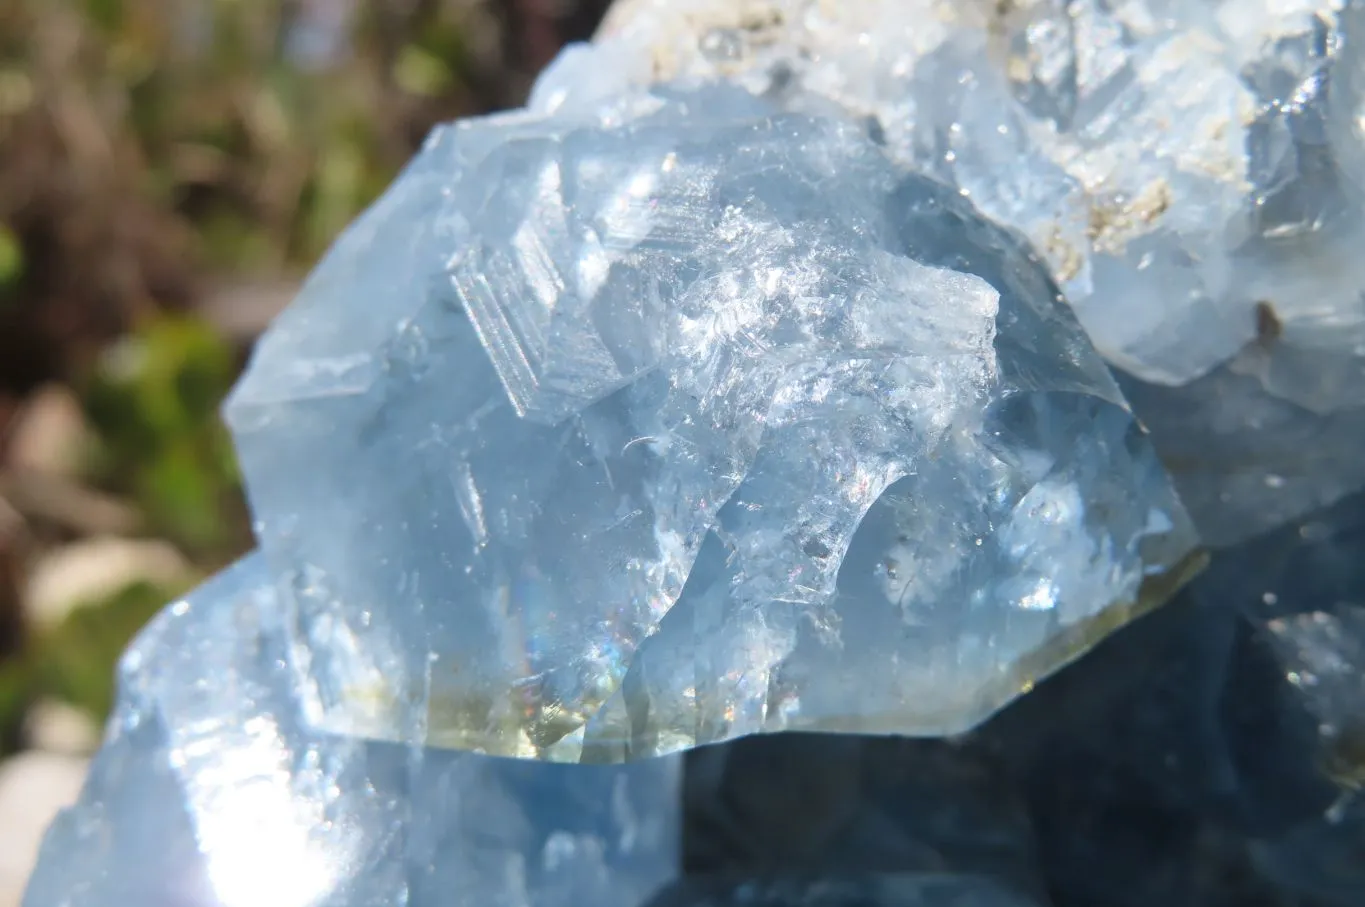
left=22, top=1, right=1365, bottom=906
left=223, top=80, right=1197, bottom=759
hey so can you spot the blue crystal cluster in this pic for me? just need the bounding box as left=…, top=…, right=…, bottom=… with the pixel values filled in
left=23, top=1, right=1365, bottom=906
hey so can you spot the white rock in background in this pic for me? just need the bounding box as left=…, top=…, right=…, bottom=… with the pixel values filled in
left=22, top=700, right=100, bottom=757
left=0, top=753, right=87, bottom=907
left=4, top=386, right=91, bottom=479
left=23, top=537, right=191, bottom=631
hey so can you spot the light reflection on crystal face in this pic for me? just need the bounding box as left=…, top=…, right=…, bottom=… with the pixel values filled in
left=1014, top=580, right=1059, bottom=612
left=186, top=724, right=344, bottom=907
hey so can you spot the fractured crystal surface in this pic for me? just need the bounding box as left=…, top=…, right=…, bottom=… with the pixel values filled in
left=593, top=0, right=1365, bottom=543
left=224, top=81, right=1197, bottom=759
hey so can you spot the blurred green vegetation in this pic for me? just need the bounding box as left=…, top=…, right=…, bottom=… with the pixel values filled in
left=83, top=316, right=244, bottom=555
left=0, top=0, right=606, bottom=753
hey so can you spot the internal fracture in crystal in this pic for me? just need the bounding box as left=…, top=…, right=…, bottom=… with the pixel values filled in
left=224, top=79, right=1197, bottom=759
